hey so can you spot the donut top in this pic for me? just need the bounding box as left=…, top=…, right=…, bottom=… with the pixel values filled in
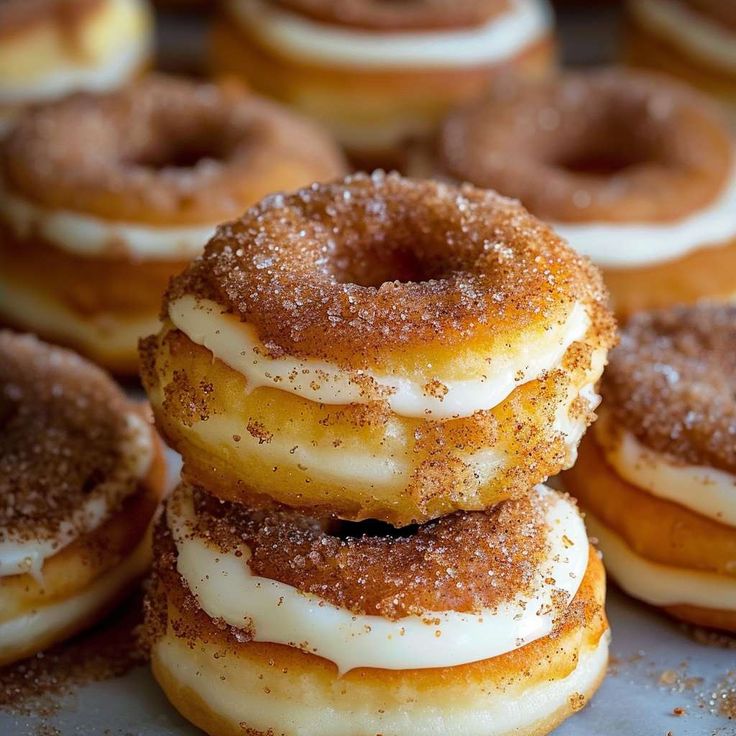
left=0, top=331, right=146, bottom=546
left=271, top=0, right=510, bottom=31
left=0, top=0, right=102, bottom=40
left=180, top=485, right=553, bottom=618
left=166, top=172, right=611, bottom=368
left=437, top=69, right=734, bottom=223
left=0, top=75, right=347, bottom=225
left=603, top=304, right=736, bottom=474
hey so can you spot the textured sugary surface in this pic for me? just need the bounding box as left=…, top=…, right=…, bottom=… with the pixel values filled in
left=2, top=588, right=734, bottom=735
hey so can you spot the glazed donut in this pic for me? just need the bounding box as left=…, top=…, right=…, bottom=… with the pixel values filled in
left=563, top=304, right=736, bottom=632
left=0, top=75, right=347, bottom=373
left=0, top=0, right=153, bottom=136
left=626, top=0, right=736, bottom=129
left=140, top=173, right=615, bottom=526
left=210, top=0, right=556, bottom=167
left=146, top=482, right=609, bottom=736
left=0, top=331, right=166, bottom=665
left=428, top=68, right=736, bottom=319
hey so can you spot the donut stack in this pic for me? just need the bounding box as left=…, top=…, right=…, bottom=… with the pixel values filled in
left=141, top=172, right=617, bottom=736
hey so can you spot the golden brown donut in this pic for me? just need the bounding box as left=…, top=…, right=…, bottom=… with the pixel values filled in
left=427, top=68, right=736, bottom=319
left=145, top=482, right=609, bottom=736
left=210, top=0, right=556, bottom=168
left=563, top=304, right=736, bottom=633
left=625, top=0, right=736, bottom=129
left=0, top=331, right=166, bottom=665
left=141, top=172, right=616, bottom=526
left=0, top=0, right=153, bottom=136
left=0, top=75, right=347, bottom=373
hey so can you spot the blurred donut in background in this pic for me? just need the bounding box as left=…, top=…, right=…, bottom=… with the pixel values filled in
left=210, top=0, right=557, bottom=169
left=0, top=0, right=154, bottom=136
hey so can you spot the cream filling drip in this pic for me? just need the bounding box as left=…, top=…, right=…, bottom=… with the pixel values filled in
left=0, top=412, right=153, bottom=579
left=630, top=0, right=736, bottom=73
left=586, top=513, right=736, bottom=611
left=0, top=0, right=151, bottom=103
left=168, top=483, right=589, bottom=674
left=0, top=533, right=150, bottom=662
left=0, top=275, right=160, bottom=356
left=596, top=409, right=736, bottom=527
left=168, top=295, right=591, bottom=420
left=0, top=188, right=218, bottom=260
left=552, top=166, right=736, bottom=267
left=154, top=631, right=608, bottom=736
left=229, top=0, right=551, bottom=69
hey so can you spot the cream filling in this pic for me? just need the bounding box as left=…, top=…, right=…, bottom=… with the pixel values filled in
left=169, top=483, right=589, bottom=674
left=630, top=0, right=736, bottom=73
left=0, top=533, right=150, bottom=662
left=552, top=166, right=736, bottom=267
left=0, top=0, right=151, bottom=103
left=168, top=296, right=591, bottom=420
left=596, top=410, right=736, bottom=527
left=0, top=275, right=160, bottom=356
left=229, top=0, right=551, bottom=69
left=586, top=513, right=736, bottom=611
left=154, top=630, right=608, bottom=736
left=0, top=411, right=153, bottom=579
left=0, top=188, right=217, bottom=260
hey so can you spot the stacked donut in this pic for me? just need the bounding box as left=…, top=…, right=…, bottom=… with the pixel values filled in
left=141, top=172, right=617, bottom=736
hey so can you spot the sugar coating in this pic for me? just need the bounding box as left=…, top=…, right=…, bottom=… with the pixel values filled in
left=166, top=172, right=612, bottom=368
left=0, top=74, right=346, bottom=223
left=438, top=68, right=733, bottom=223
left=604, top=303, right=736, bottom=473
left=0, top=331, right=142, bottom=544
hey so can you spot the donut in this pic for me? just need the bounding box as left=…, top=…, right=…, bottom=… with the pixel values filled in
left=210, top=0, right=556, bottom=168
left=0, top=75, right=347, bottom=374
left=145, top=482, right=609, bottom=736
left=140, top=172, right=615, bottom=526
left=563, top=304, right=736, bottom=632
left=0, top=331, right=166, bottom=665
left=427, top=68, right=736, bottom=319
left=625, top=0, right=736, bottom=129
left=0, top=0, right=153, bottom=137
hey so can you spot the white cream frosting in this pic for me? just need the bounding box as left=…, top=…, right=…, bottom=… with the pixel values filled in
left=0, top=188, right=217, bottom=260
left=167, top=295, right=591, bottom=420
left=230, top=0, right=551, bottom=69
left=0, top=275, right=160, bottom=357
left=630, top=0, right=736, bottom=74
left=586, top=513, right=736, bottom=611
left=0, top=0, right=152, bottom=104
left=552, top=166, right=736, bottom=267
left=0, top=412, right=153, bottom=579
left=0, top=533, right=150, bottom=663
left=596, top=410, right=736, bottom=528
left=168, top=483, right=589, bottom=674
left=153, top=630, right=608, bottom=736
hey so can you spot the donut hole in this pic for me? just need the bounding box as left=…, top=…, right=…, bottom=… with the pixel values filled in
left=326, top=517, right=419, bottom=540
left=331, top=245, right=431, bottom=287
left=553, top=147, right=651, bottom=178
left=127, top=134, right=230, bottom=171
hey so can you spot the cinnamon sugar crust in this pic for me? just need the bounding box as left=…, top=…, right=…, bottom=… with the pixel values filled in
left=0, top=75, right=347, bottom=224
left=165, top=172, right=612, bottom=368
left=0, top=0, right=103, bottom=40
left=437, top=69, right=733, bottom=223
left=603, top=303, right=736, bottom=473
left=0, top=331, right=146, bottom=544
left=166, top=485, right=562, bottom=619
left=271, top=0, right=510, bottom=31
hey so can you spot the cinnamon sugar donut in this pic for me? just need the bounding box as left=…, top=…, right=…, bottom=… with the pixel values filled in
left=428, top=69, right=736, bottom=319
left=146, top=482, right=609, bottom=736
left=0, top=0, right=153, bottom=136
left=0, top=75, right=347, bottom=373
left=626, top=0, right=736, bottom=129
left=563, top=304, right=736, bottom=632
left=210, top=0, right=555, bottom=167
left=0, top=331, right=166, bottom=665
left=141, top=173, right=615, bottom=526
